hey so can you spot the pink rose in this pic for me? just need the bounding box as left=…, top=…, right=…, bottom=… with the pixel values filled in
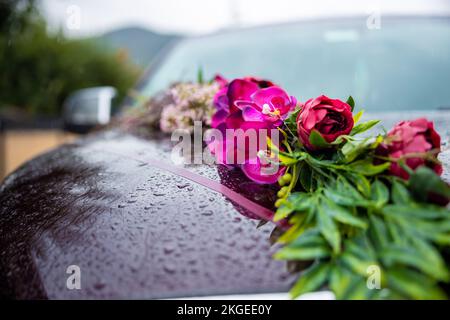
left=377, top=118, right=442, bottom=179
left=296, top=95, right=354, bottom=150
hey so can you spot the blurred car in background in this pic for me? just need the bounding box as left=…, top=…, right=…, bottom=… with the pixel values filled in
left=0, top=15, right=449, bottom=299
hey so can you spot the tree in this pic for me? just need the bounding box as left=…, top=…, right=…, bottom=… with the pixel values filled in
left=0, top=1, right=141, bottom=116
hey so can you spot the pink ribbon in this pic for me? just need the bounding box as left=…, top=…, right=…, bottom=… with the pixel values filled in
left=101, top=148, right=287, bottom=229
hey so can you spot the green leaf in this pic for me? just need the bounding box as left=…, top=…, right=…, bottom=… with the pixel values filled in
left=309, top=130, right=331, bottom=148
left=299, top=163, right=315, bottom=192
left=275, top=192, right=311, bottom=221
left=340, top=136, right=382, bottom=164
left=274, top=245, right=330, bottom=260
left=346, top=173, right=371, bottom=197
left=197, top=67, right=204, bottom=83
left=341, top=139, right=368, bottom=163
left=277, top=220, right=306, bottom=244
left=383, top=204, right=450, bottom=220
left=381, top=246, right=449, bottom=281
left=368, top=215, right=389, bottom=249
left=350, top=120, right=380, bottom=135
left=317, top=204, right=341, bottom=254
left=346, top=159, right=390, bottom=176
left=289, top=229, right=326, bottom=247
left=343, top=279, right=376, bottom=300
left=387, top=268, right=447, bottom=300
left=340, top=252, right=375, bottom=277
left=329, top=265, right=355, bottom=299
left=284, top=108, right=301, bottom=137
left=410, top=237, right=448, bottom=281
left=346, top=95, right=355, bottom=111
left=324, top=185, right=370, bottom=207
left=386, top=219, right=406, bottom=245
left=391, top=180, right=411, bottom=205
left=408, top=166, right=450, bottom=202
left=324, top=198, right=368, bottom=229
left=353, top=110, right=363, bottom=124
left=290, top=262, right=331, bottom=299
left=371, top=179, right=389, bottom=207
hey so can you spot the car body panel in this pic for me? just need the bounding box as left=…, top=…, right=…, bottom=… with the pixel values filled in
left=0, top=130, right=296, bottom=299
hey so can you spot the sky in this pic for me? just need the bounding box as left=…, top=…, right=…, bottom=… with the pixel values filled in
left=39, top=0, right=450, bottom=37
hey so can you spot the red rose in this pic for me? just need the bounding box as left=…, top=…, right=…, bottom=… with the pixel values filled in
left=296, top=95, right=354, bottom=149
left=377, top=118, right=442, bottom=179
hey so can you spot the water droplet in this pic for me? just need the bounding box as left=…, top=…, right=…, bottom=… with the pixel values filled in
left=163, top=263, right=176, bottom=274
left=94, top=282, right=106, bottom=290
left=163, top=243, right=176, bottom=254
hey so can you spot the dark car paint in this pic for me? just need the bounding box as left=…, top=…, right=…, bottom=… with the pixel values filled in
left=1, top=110, right=449, bottom=299
left=0, top=130, right=296, bottom=299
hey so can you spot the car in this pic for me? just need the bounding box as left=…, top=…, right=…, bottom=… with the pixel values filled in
left=1, top=15, right=449, bottom=299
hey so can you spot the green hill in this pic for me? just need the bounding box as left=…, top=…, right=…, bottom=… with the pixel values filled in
left=97, top=26, right=181, bottom=67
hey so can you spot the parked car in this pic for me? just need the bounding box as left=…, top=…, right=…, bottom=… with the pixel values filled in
left=1, top=16, right=449, bottom=299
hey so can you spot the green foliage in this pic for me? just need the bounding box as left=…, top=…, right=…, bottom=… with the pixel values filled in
left=309, top=130, right=330, bottom=148
left=274, top=117, right=450, bottom=299
left=346, top=95, right=355, bottom=112
left=0, top=3, right=140, bottom=116
left=351, top=120, right=380, bottom=135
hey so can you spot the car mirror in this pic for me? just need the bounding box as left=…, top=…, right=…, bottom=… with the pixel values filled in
left=63, top=86, right=117, bottom=134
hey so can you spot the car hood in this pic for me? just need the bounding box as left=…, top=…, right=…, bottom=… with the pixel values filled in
left=0, top=130, right=296, bottom=299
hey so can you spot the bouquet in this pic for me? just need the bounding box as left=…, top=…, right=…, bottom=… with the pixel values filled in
left=125, top=74, right=450, bottom=299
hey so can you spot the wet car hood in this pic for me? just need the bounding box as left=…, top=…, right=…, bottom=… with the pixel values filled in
left=1, top=111, right=449, bottom=299
left=0, top=130, right=296, bottom=299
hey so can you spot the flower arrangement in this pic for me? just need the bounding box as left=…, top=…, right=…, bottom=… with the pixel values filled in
left=129, top=74, right=450, bottom=299
left=208, top=76, right=450, bottom=299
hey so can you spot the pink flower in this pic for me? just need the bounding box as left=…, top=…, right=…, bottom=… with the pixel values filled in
left=209, top=76, right=290, bottom=184
left=297, top=95, right=354, bottom=150
left=213, top=74, right=228, bottom=88
left=377, top=118, right=442, bottom=179
left=242, top=155, right=287, bottom=184
left=236, top=86, right=296, bottom=126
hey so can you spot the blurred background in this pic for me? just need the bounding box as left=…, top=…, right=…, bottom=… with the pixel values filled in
left=1, top=0, right=450, bottom=180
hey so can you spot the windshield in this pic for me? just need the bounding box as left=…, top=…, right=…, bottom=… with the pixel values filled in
left=140, top=17, right=450, bottom=112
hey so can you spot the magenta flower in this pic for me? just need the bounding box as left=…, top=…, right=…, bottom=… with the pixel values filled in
left=242, top=155, right=287, bottom=184
left=236, top=86, right=297, bottom=126
left=209, top=76, right=295, bottom=185
left=213, top=74, right=228, bottom=88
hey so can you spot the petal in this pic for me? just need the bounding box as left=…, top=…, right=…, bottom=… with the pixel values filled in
left=213, top=87, right=229, bottom=111
left=227, top=79, right=259, bottom=111
left=251, top=86, right=290, bottom=108
left=211, top=109, right=229, bottom=128
left=304, top=108, right=327, bottom=130
left=234, top=100, right=261, bottom=111
left=241, top=159, right=286, bottom=184
left=242, top=106, right=265, bottom=122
